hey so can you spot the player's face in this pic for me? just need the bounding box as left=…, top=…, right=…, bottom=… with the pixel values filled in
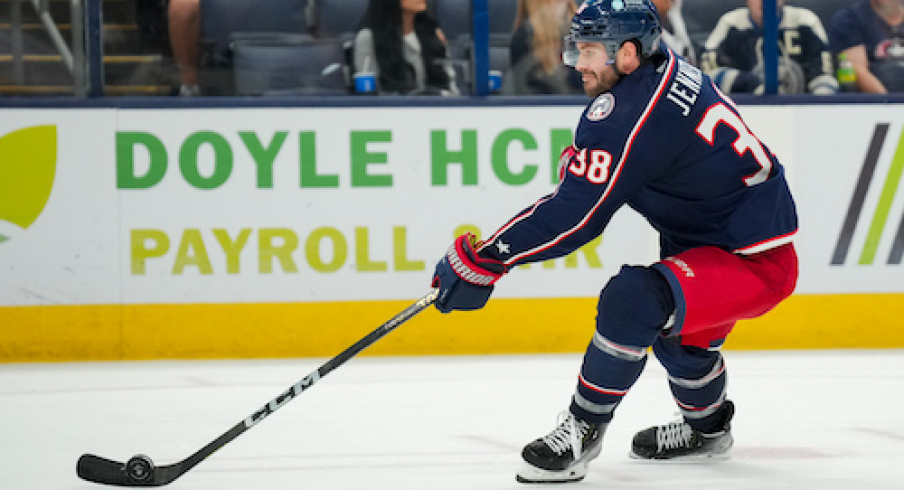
left=573, top=42, right=620, bottom=98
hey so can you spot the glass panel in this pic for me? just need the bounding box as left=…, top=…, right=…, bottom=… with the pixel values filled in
left=1, top=0, right=84, bottom=96
left=106, top=0, right=173, bottom=96
left=688, top=0, right=848, bottom=96
left=6, top=0, right=891, bottom=99
left=497, top=0, right=583, bottom=96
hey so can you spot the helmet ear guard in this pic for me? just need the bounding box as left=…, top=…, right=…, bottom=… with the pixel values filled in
left=563, top=0, right=662, bottom=67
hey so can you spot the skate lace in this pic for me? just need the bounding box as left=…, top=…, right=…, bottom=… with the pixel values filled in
left=542, top=412, right=590, bottom=458
left=656, top=420, right=694, bottom=451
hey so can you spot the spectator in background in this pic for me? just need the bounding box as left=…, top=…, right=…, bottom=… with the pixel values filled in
left=829, top=0, right=904, bottom=93
left=701, top=0, right=839, bottom=95
left=168, top=0, right=201, bottom=95
left=652, top=0, right=697, bottom=64
left=506, top=0, right=582, bottom=94
left=353, top=0, right=459, bottom=95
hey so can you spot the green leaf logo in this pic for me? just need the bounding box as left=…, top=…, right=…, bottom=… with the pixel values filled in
left=0, top=125, right=58, bottom=243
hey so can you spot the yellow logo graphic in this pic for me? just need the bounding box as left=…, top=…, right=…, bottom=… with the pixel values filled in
left=0, top=125, right=57, bottom=244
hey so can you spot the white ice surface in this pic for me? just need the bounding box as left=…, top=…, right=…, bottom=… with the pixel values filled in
left=1, top=351, right=903, bottom=489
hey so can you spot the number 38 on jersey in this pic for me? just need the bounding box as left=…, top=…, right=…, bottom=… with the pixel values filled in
left=568, top=148, right=613, bottom=184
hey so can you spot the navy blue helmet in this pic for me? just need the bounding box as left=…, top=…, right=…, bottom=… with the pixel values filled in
left=564, top=0, right=662, bottom=66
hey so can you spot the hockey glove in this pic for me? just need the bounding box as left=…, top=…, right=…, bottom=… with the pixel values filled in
left=432, top=233, right=506, bottom=313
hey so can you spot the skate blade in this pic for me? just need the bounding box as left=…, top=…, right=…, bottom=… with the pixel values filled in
left=628, top=445, right=733, bottom=462
left=628, top=450, right=732, bottom=462
left=628, top=433, right=734, bottom=462
left=516, top=461, right=589, bottom=484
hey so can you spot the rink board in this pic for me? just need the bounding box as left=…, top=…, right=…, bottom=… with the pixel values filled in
left=1, top=293, right=903, bottom=362
left=2, top=104, right=904, bottom=361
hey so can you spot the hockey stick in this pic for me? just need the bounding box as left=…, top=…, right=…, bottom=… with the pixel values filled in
left=76, top=289, right=439, bottom=487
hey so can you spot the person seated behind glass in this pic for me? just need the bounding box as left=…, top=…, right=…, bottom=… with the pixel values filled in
left=505, top=0, right=581, bottom=95
left=829, top=0, right=904, bottom=93
left=652, top=0, right=697, bottom=65
left=168, top=0, right=201, bottom=95
left=701, top=0, right=839, bottom=95
left=352, top=0, right=459, bottom=95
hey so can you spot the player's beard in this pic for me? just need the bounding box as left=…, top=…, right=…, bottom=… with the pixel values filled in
left=582, top=64, right=621, bottom=98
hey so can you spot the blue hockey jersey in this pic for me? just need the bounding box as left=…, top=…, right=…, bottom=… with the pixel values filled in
left=480, top=50, right=798, bottom=267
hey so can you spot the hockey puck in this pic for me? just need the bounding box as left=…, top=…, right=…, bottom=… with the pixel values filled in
left=126, top=454, right=155, bottom=482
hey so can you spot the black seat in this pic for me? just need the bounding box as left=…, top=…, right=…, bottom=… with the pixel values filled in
left=233, top=36, right=349, bottom=95
left=488, top=0, right=518, bottom=36
left=199, top=0, right=311, bottom=94
left=200, top=0, right=310, bottom=63
left=310, top=0, right=369, bottom=39
left=309, top=0, right=370, bottom=79
left=489, top=33, right=512, bottom=73
left=489, top=35, right=511, bottom=94
left=433, top=0, right=472, bottom=53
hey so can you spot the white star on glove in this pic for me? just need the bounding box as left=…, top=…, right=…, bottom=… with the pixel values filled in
left=495, top=240, right=511, bottom=254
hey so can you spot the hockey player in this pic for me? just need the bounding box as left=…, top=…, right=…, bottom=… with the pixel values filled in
left=700, top=0, right=839, bottom=95
left=431, top=0, right=799, bottom=484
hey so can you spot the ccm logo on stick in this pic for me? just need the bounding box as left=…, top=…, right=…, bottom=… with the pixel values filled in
left=245, top=372, right=321, bottom=427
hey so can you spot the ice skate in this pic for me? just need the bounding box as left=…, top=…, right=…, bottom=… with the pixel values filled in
left=516, top=412, right=606, bottom=483
left=630, top=400, right=734, bottom=460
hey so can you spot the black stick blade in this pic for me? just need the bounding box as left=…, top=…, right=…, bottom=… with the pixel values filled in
left=77, top=454, right=132, bottom=486
left=77, top=454, right=163, bottom=487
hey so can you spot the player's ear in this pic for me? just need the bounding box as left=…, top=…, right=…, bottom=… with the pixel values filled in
left=618, top=40, right=639, bottom=59
left=616, top=40, right=641, bottom=73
